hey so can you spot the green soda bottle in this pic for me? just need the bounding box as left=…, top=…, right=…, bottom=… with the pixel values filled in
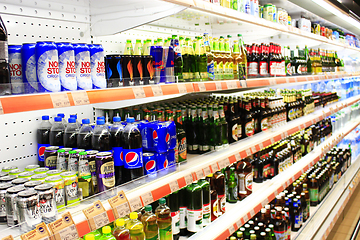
left=85, top=230, right=102, bottom=240
left=99, top=226, right=116, bottom=240
left=141, top=205, right=158, bottom=240
left=155, top=198, right=172, bottom=240
left=84, top=234, right=95, bottom=240
left=127, top=212, right=145, bottom=240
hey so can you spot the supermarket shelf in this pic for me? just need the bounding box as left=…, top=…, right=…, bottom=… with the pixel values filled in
left=187, top=117, right=360, bottom=240
left=291, top=154, right=360, bottom=239
left=0, top=73, right=353, bottom=115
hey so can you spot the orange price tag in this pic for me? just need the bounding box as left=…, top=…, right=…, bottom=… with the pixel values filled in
left=71, top=91, right=90, bottom=105
left=51, top=93, right=71, bottom=108
left=48, top=212, right=78, bottom=240
left=21, top=222, right=50, bottom=240
left=83, top=201, right=109, bottom=231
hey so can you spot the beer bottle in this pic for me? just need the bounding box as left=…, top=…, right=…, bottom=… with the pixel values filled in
left=141, top=205, right=159, bottom=240
left=228, top=99, right=238, bottom=143
left=192, top=38, right=200, bottom=81
left=179, top=188, right=188, bottom=236
left=237, top=34, right=247, bottom=80
left=309, top=175, right=318, bottom=206
left=206, top=174, right=218, bottom=221
left=273, top=207, right=287, bottom=239
left=182, top=38, right=192, bottom=82
left=198, top=37, right=208, bottom=81
left=226, top=166, right=238, bottom=203
left=291, top=198, right=301, bottom=231
left=186, top=182, right=203, bottom=234
left=199, top=105, right=210, bottom=154
left=188, top=106, right=198, bottom=154
left=210, top=106, right=221, bottom=150
left=236, top=157, right=253, bottom=200
left=214, top=171, right=226, bottom=215
left=283, top=208, right=291, bottom=239
left=198, top=179, right=211, bottom=227
left=244, top=224, right=251, bottom=239
left=219, top=105, right=229, bottom=148
left=166, top=191, right=180, bottom=240
left=175, top=110, right=187, bottom=163
left=203, top=33, right=215, bottom=81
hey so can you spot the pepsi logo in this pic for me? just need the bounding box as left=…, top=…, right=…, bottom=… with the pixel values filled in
left=120, top=151, right=123, bottom=161
left=125, top=152, right=140, bottom=167
left=163, top=160, right=168, bottom=169
left=38, top=146, right=46, bottom=157
left=165, top=133, right=170, bottom=143
left=152, top=130, right=158, bottom=140
left=145, top=160, right=156, bottom=172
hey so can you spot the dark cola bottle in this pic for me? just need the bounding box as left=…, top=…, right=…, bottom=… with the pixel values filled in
left=37, top=115, right=52, bottom=167
left=49, top=116, right=65, bottom=147
left=63, top=118, right=79, bottom=148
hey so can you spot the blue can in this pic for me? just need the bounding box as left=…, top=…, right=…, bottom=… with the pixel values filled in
left=89, top=44, right=106, bottom=89
left=167, top=149, right=176, bottom=166
left=143, top=152, right=156, bottom=175
left=152, top=122, right=168, bottom=153
left=35, top=41, right=60, bottom=92
left=21, top=43, right=38, bottom=93
left=164, top=121, right=176, bottom=150
left=155, top=152, right=168, bottom=170
left=138, top=121, right=154, bottom=152
left=104, top=54, right=121, bottom=88
left=163, top=46, right=175, bottom=84
left=150, top=46, right=163, bottom=84
left=73, top=43, right=92, bottom=90
left=8, top=45, right=24, bottom=94
left=56, top=42, right=77, bottom=91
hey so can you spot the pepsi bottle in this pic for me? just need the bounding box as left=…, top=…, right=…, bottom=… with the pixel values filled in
left=92, top=119, right=111, bottom=151
left=70, top=114, right=81, bottom=128
left=37, top=115, right=52, bottom=167
left=63, top=118, right=79, bottom=148
left=110, top=116, right=125, bottom=186
left=49, top=116, right=65, bottom=147
left=77, top=118, right=93, bottom=150
left=121, top=117, right=143, bottom=182
left=57, top=113, right=67, bottom=126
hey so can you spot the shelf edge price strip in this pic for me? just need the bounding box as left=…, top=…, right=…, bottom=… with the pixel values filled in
left=48, top=212, right=79, bottom=240
left=178, top=84, right=187, bottom=94
left=129, top=197, right=143, bottom=212
left=140, top=192, right=154, bottom=207
left=133, top=87, right=146, bottom=99
left=151, top=85, right=163, bottom=96
left=71, top=91, right=90, bottom=106
left=82, top=200, right=110, bottom=232
left=169, top=180, right=180, bottom=193
left=50, top=92, right=71, bottom=108
left=108, top=190, right=130, bottom=219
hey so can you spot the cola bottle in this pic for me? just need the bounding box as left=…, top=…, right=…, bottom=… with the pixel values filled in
left=49, top=117, right=65, bottom=147
left=77, top=118, right=93, bottom=150
left=70, top=114, right=81, bottom=128
left=57, top=113, right=67, bottom=126
left=37, top=115, right=52, bottom=167
left=0, top=15, right=10, bottom=95
left=110, top=116, right=125, bottom=186
left=91, top=118, right=111, bottom=151
left=63, top=118, right=79, bottom=148
left=121, top=117, right=143, bottom=183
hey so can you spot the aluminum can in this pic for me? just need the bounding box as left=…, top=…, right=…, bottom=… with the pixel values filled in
left=9, top=45, right=24, bottom=94
left=34, top=167, right=50, bottom=175
left=11, top=178, right=29, bottom=186
left=9, top=169, right=23, bottom=177
left=44, top=146, right=59, bottom=170
left=16, top=189, right=41, bottom=233
left=163, top=46, right=175, bottom=83
left=17, top=171, right=34, bottom=179
left=0, top=182, right=12, bottom=222
left=142, top=55, right=154, bottom=85
left=95, top=152, right=115, bottom=192
left=89, top=44, right=106, bottom=89
left=46, top=169, right=63, bottom=176
left=167, top=149, right=176, bottom=166
left=35, top=41, right=60, bottom=92
left=5, top=185, right=26, bottom=226
left=0, top=175, right=16, bottom=183
left=74, top=43, right=92, bottom=90
left=24, top=180, right=43, bottom=190
left=86, top=150, right=99, bottom=194
left=0, top=172, right=8, bottom=178
left=21, top=43, right=38, bottom=93
left=143, top=152, right=156, bottom=175
left=57, top=149, right=67, bottom=171
left=56, top=42, right=77, bottom=91
left=121, top=55, right=135, bottom=86
left=155, top=152, right=168, bottom=171
left=31, top=173, right=48, bottom=183
left=2, top=166, right=17, bottom=172
left=45, top=175, right=65, bottom=211
left=60, top=171, right=79, bottom=207
left=25, top=164, right=40, bottom=172
left=67, top=150, right=79, bottom=174
left=104, top=54, right=121, bottom=87
left=34, top=183, right=57, bottom=223
left=150, top=46, right=163, bottom=84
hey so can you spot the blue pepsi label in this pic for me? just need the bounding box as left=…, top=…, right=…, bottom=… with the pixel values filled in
left=37, top=143, right=50, bottom=162
left=156, top=152, right=168, bottom=170
left=144, top=159, right=157, bottom=174
left=113, top=147, right=123, bottom=166
left=123, top=148, right=143, bottom=169
left=207, top=61, right=215, bottom=80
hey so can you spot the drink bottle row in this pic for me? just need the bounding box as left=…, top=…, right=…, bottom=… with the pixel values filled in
left=227, top=147, right=351, bottom=240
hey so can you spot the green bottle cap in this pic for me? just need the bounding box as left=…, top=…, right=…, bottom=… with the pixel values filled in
left=145, top=205, right=152, bottom=211
left=159, top=198, right=166, bottom=204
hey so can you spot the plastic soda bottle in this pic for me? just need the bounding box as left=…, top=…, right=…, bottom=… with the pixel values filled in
left=127, top=212, right=145, bottom=240
left=113, top=219, right=130, bottom=240
left=155, top=198, right=172, bottom=240
left=99, top=226, right=116, bottom=240
left=85, top=230, right=102, bottom=240
left=141, top=205, right=158, bottom=240
left=84, top=234, right=96, bottom=240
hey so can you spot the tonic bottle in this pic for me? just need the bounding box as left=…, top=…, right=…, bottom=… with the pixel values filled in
left=226, top=166, right=238, bottom=203
left=141, top=205, right=158, bottom=240
left=77, top=118, right=93, bottom=150
left=166, top=191, right=180, bottom=240
left=175, top=110, right=187, bottom=163
left=210, top=106, right=221, bottom=150
left=0, top=15, right=10, bottom=95
left=37, top=115, right=52, bottom=167
left=92, top=119, right=111, bottom=151
left=113, top=219, right=130, bottom=240
left=203, top=33, right=215, bottom=81
left=64, top=118, right=79, bottom=148
left=50, top=116, right=65, bottom=147
left=197, top=179, right=210, bottom=227
left=237, top=34, right=247, bottom=80
left=99, top=226, right=116, bottom=240
left=110, top=116, right=125, bottom=186
left=218, top=105, right=229, bottom=148
left=213, top=171, right=226, bottom=215
left=121, top=117, right=143, bottom=182
left=186, top=182, right=203, bottom=234
left=127, top=212, right=145, bottom=240
left=156, top=198, right=172, bottom=240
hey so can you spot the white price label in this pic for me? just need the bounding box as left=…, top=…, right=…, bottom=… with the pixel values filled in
left=195, top=169, right=204, bottom=180
left=236, top=220, right=242, bottom=229
left=240, top=80, right=247, bottom=88
left=51, top=93, right=71, bottom=108
left=129, top=197, right=143, bottom=212
left=133, top=87, right=146, bottom=99
left=258, top=142, right=264, bottom=149
left=93, top=212, right=110, bottom=230
left=245, top=149, right=251, bottom=156
left=215, top=82, right=222, bottom=90
left=184, top=174, right=193, bottom=185
left=218, top=159, right=229, bottom=169
left=58, top=225, right=79, bottom=240
left=178, top=84, right=187, bottom=94
left=228, top=225, right=236, bottom=234
left=226, top=81, right=237, bottom=89
left=71, top=91, right=90, bottom=105
left=140, top=192, right=154, bottom=206
left=234, top=153, right=241, bottom=161
left=169, top=180, right=180, bottom=193
left=269, top=79, right=276, bottom=85
left=211, top=163, right=219, bottom=173
left=115, top=202, right=131, bottom=217
left=198, top=82, right=206, bottom=92
left=151, top=85, right=163, bottom=96
left=203, top=167, right=211, bottom=176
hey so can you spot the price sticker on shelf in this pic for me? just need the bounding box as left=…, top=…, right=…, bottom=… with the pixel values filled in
left=269, top=79, right=277, bottom=85
left=245, top=148, right=251, bottom=157
left=2, top=236, right=14, bottom=240
left=51, top=93, right=71, bottom=108
left=129, top=197, right=143, bottom=212
left=93, top=212, right=110, bottom=230
left=108, top=190, right=129, bottom=219
left=82, top=201, right=109, bottom=231
left=218, top=159, right=229, bottom=169
left=21, top=222, right=50, bottom=240
left=228, top=225, right=236, bottom=234
left=178, top=84, right=187, bottom=94
left=0, top=100, right=3, bottom=115
left=114, top=202, right=131, bottom=218
left=56, top=225, right=79, bottom=240
left=151, top=85, right=163, bottom=96
left=184, top=174, right=194, bottom=185
left=215, top=82, right=222, bottom=90
left=210, top=163, right=219, bottom=173
left=226, top=81, right=237, bottom=89
left=140, top=192, right=154, bottom=206
left=48, top=212, right=78, bottom=240
left=240, top=80, right=247, bottom=88
left=195, top=169, right=204, bottom=180
left=133, top=87, right=146, bottom=99
left=169, top=180, right=180, bottom=193
left=203, top=167, right=211, bottom=176
left=71, top=91, right=90, bottom=106
left=234, top=153, right=241, bottom=161
left=197, top=82, right=206, bottom=92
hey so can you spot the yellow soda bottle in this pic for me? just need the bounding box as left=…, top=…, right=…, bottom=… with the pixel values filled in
left=155, top=198, right=172, bottom=240
left=99, top=226, right=116, bottom=240
left=141, top=205, right=158, bottom=240
left=127, top=212, right=145, bottom=240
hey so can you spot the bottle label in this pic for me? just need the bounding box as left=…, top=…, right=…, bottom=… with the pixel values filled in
left=52, top=182, right=65, bottom=208
left=203, top=203, right=211, bottom=226
left=286, top=62, right=292, bottom=75
left=261, top=117, right=268, bottom=131
left=245, top=121, right=254, bottom=137
left=45, top=154, right=57, bottom=170
left=89, top=160, right=97, bottom=186
left=179, top=206, right=187, bottom=229
left=245, top=172, right=253, bottom=191
left=248, top=62, right=258, bottom=76
left=99, top=161, right=115, bottom=188
left=37, top=143, right=50, bottom=163
left=178, top=137, right=187, bottom=162
left=37, top=49, right=61, bottom=92
left=211, top=198, right=218, bottom=219
left=231, top=123, right=238, bottom=141
left=79, top=160, right=91, bottom=179
left=295, top=214, right=301, bottom=228
left=238, top=63, right=247, bottom=80
left=237, top=124, right=242, bottom=139
left=238, top=173, right=246, bottom=194
left=270, top=61, right=277, bottom=76
left=9, top=51, right=23, bottom=93
left=259, top=61, right=268, bottom=76
left=309, top=188, right=318, bottom=202
left=304, top=199, right=310, bottom=220
left=113, top=146, right=124, bottom=166
left=171, top=210, right=180, bottom=234
left=274, top=229, right=287, bottom=240
left=67, top=156, right=79, bottom=174
left=187, top=209, right=202, bottom=232
left=64, top=177, right=79, bottom=204
left=218, top=194, right=226, bottom=213
left=207, top=61, right=215, bottom=80
left=123, top=148, right=143, bottom=169
left=159, top=224, right=172, bottom=240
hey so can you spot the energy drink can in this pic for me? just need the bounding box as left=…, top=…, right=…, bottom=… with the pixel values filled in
left=45, top=175, right=65, bottom=211
left=142, top=55, right=155, bottom=85
left=21, top=43, right=38, bottom=93
left=56, top=42, right=77, bottom=91
left=89, top=44, right=106, bottom=89
left=8, top=45, right=24, bottom=94
left=74, top=43, right=92, bottom=90
left=104, top=54, right=121, bottom=87
left=150, top=46, right=163, bottom=84
left=60, top=171, right=79, bottom=208
left=121, top=55, right=135, bottom=86
left=16, top=189, right=42, bottom=233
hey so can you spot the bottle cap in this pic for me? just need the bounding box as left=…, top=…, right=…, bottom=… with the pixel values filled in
left=82, top=118, right=90, bottom=124
left=102, top=226, right=111, bottom=234
left=159, top=198, right=166, bottom=204
left=97, top=116, right=105, bottom=120
left=129, top=212, right=138, bottom=219
left=237, top=231, right=243, bottom=237
left=70, top=114, right=77, bottom=119
left=42, top=115, right=49, bottom=120
left=116, top=218, right=125, bottom=227
left=57, top=113, right=65, bottom=118
left=144, top=205, right=152, bottom=211
left=54, top=117, right=62, bottom=122
left=84, top=234, right=95, bottom=240
left=79, top=152, right=87, bottom=156
left=68, top=118, right=76, bottom=123
left=96, top=119, right=105, bottom=125
left=113, top=116, right=121, bottom=122
left=127, top=117, right=135, bottom=123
